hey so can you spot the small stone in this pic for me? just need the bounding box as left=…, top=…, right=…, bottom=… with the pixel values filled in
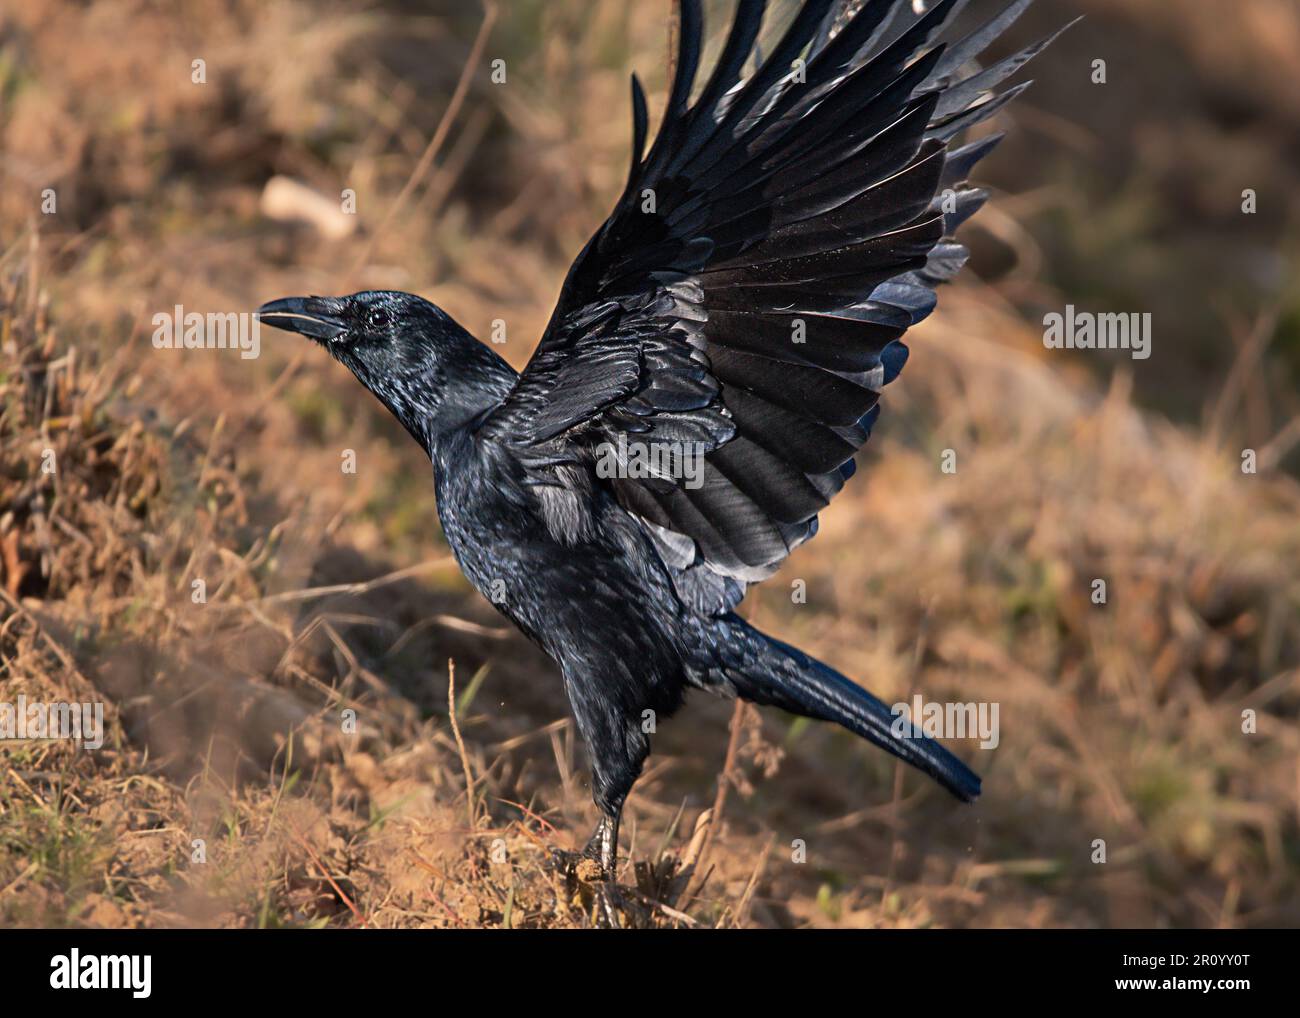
left=575, top=858, right=603, bottom=883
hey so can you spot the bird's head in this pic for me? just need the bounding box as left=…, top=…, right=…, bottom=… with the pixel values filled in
left=256, top=290, right=512, bottom=450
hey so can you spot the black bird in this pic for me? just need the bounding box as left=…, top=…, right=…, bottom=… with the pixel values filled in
left=259, top=0, right=1063, bottom=879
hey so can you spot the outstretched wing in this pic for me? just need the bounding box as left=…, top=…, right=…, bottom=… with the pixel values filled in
left=482, top=0, right=1065, bottom=608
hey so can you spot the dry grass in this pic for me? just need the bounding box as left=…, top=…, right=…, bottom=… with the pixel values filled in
left=1, top=0, right=1297, bottom=928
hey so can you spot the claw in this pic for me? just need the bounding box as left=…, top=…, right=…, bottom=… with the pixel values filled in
left=592, top=880, right=622, bottom=929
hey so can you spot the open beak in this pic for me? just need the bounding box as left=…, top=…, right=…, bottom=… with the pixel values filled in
left=256, top=296, right=349, bottom=342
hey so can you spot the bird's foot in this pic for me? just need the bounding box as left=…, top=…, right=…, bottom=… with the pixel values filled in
left=590, top=878, right=623, bottom=929
left=546, top=818, right=626, bottom=927
left=546, top=850, right=623, bottom=927
left=545, top=846, right=606, bottom=883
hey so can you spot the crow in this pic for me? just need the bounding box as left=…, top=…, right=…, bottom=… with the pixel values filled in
left=258, top=0, right=1064, bottom=882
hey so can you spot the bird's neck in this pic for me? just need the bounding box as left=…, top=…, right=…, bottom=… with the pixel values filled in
left=375, top=331, right=518, bottom=459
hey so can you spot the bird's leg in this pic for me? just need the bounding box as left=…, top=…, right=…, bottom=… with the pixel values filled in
left=561, top=708, right=646, bottom=925
left=578, top=808, right=623, bottom=928
left=581, top=810, right=621, bottom=879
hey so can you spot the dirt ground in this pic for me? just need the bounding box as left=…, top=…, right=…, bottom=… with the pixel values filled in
left=1, top=0, right=1297, bottom=928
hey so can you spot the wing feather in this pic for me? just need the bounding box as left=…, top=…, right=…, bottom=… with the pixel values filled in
left=480, top=0, right=1065, bottom=604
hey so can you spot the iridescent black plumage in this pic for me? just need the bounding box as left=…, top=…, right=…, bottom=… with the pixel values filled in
left=259, top=0, right=1066, bottom=877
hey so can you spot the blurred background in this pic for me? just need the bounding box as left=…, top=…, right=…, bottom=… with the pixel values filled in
left=0, top=0, right=1297, bottom=928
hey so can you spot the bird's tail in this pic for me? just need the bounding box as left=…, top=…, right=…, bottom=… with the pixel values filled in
left=722, top=617, right=981, bottom=802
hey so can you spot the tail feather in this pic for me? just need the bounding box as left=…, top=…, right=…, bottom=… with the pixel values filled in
left=723, top=620, right=981, bottom=801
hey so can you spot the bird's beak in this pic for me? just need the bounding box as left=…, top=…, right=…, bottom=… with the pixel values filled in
left=256, top=296, right=349, bottom=342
